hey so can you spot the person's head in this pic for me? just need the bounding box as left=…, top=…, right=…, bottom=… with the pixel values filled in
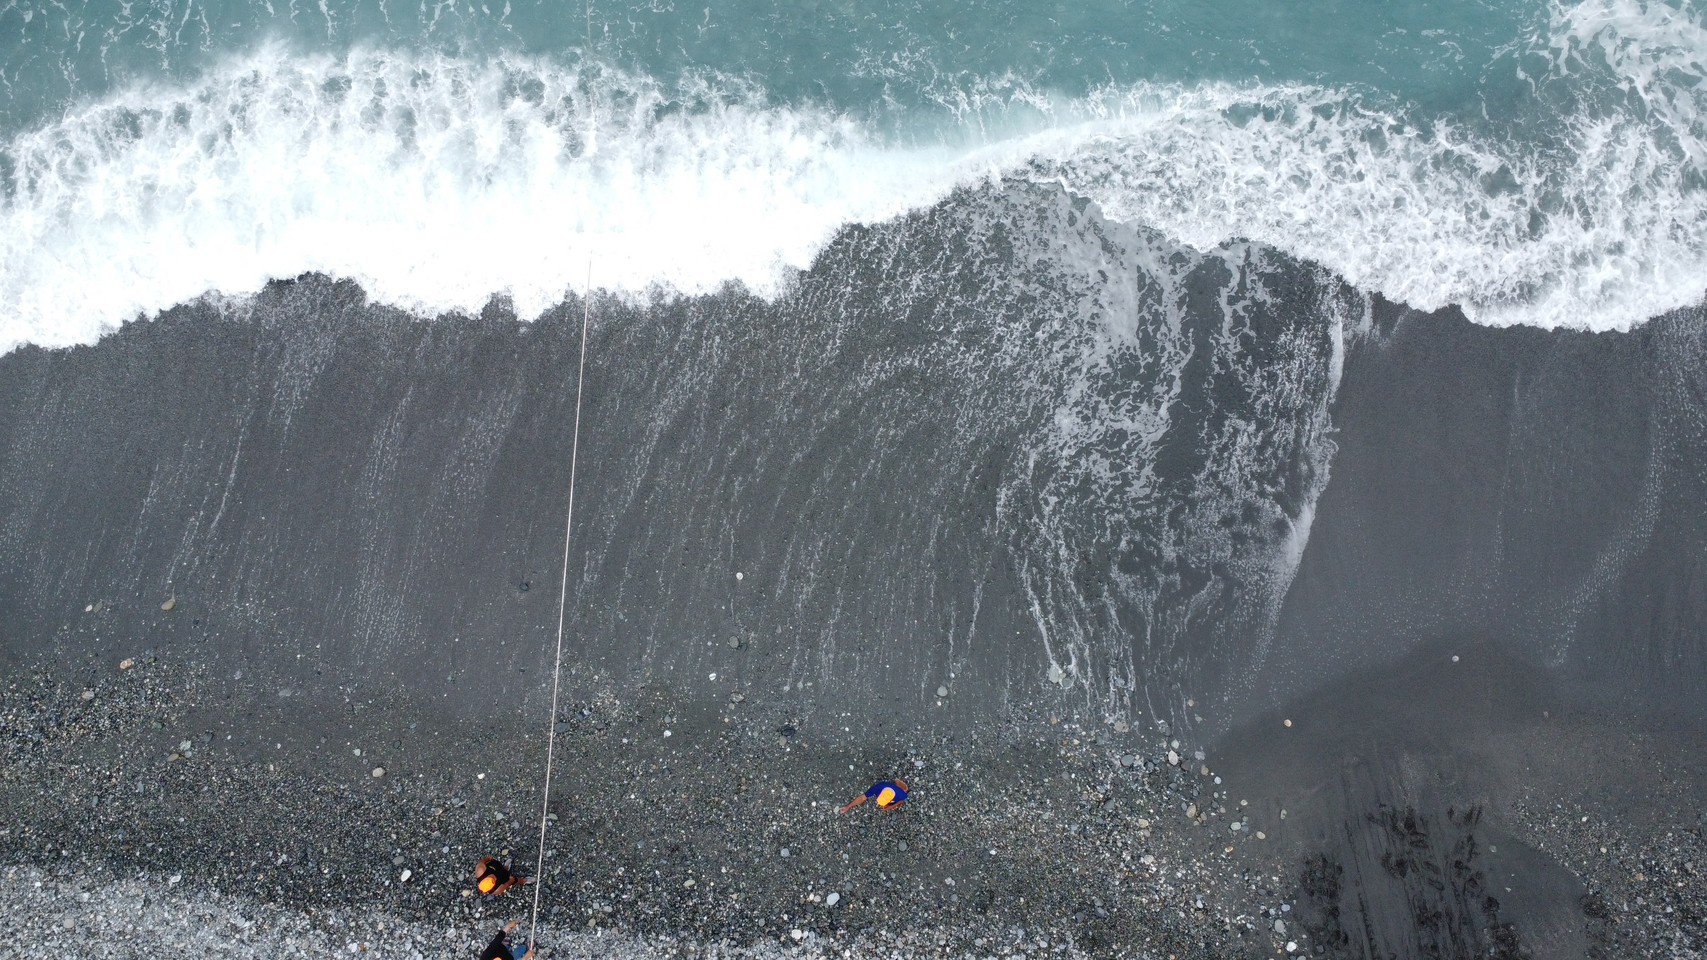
left=479, top=874, right=499, bottom=894
left=876, top=786, right=899, bottom=809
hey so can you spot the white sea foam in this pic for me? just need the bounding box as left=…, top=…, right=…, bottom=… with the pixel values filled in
left=1, top=0, right=1703, bottom=352
left=0, top=48, right=972, bottom=351
left=1016, top=79, right=1705, bottom=332
left=1005, top=0, right=1707, bottom=333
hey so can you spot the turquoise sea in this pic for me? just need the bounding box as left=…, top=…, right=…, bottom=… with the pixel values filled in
left=1, top=0, right=1704, bottom=347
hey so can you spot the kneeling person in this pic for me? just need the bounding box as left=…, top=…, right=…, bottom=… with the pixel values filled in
left=839, top=779, right=909, bottom=813
left=475, top=856, right=528, bottom=897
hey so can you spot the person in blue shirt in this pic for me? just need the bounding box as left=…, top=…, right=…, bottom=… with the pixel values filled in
left=839, top=779, right=909, bottom=813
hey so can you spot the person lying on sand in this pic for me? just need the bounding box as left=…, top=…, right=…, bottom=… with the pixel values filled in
left=838, top=779, right=909, bottom=813
left=474, top=855, right=528, bottom=896
left=478, top=919, right=534, bottom=960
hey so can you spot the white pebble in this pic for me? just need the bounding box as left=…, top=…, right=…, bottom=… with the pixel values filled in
left=371, top=767, right=385, bottom=778
left=825, top=892, right=840, bottom=907
left=399, top=869, right=411, bottom=882
left=735, top=572, right=744, bottom=581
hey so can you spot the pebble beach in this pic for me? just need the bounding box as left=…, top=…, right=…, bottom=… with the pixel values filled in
left=5, top=651, right=1703, bottom=958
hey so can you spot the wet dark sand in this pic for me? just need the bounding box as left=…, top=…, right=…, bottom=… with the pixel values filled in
left=4, top=214, right=1707, bottom=956
left=1213, top=639, right=1707, bottom=959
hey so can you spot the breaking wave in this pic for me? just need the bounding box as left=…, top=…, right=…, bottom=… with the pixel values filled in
left=0, top=0, right=1702, bottom=352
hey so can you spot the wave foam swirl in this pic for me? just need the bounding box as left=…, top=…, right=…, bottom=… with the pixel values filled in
left=1, top=0, right=1704, bottom=351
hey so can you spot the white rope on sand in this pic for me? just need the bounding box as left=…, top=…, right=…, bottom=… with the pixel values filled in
left=526, top=5, right=596, bottom=952
left=527, top=259, right=594, bottom=953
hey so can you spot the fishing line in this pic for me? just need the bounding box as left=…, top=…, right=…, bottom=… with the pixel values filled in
left=526, top=4, right=599, bottom=946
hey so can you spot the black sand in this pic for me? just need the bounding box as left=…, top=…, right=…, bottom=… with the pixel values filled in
left=3, top=186, right=1705, bottom=957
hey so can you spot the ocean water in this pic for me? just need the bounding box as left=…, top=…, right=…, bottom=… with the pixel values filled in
left=6, top=7, right=1707, bottom=955
left=4, top=0, right=1707, bottom=723
left=2, top=0, right=1705, bottom=353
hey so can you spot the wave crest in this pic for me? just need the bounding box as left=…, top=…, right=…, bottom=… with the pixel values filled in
left=2, top=0, right=1705, bottom=352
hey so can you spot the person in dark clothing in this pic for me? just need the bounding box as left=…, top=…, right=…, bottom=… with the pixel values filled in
left=475, top=855, right=527, bottom=896
left=478, top=919, right=533, bottom=960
